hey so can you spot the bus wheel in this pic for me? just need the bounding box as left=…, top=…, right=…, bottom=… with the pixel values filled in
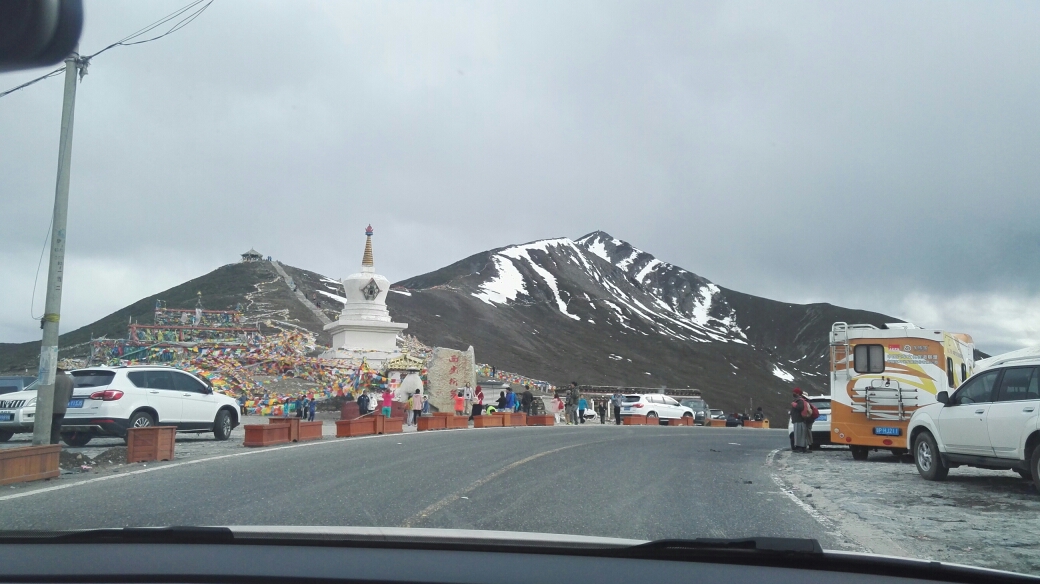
left=850, top=446, right=869, bottom=461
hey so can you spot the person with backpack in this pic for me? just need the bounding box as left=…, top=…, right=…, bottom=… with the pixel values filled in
left=790, top=388, right=813, bottom=452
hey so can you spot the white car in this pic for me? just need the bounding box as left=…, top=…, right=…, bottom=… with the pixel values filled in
left=619, top=394, right=694, bottom=424
left=0, top=379, right=41, bottom=442
left=1, top=366, right=242, bottom=447
left=907, top=356, right=1040, bottom=489
left=787, top=396, right=832, bottom=449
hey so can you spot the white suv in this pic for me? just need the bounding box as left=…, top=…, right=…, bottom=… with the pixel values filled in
left=908, top=356, right=1040, bottom=490
left=619, top=394, right=694, bottom=424
left=53, top=366, right=239, bottom=446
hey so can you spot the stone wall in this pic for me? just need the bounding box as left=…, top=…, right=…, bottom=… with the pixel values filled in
left=426, top=346, right=476, bottom=412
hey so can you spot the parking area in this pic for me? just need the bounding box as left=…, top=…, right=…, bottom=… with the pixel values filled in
left=776, top=446, right=1040, bottom=575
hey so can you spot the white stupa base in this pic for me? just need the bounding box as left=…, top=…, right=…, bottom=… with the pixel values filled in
left=319, top=347, right=401, bottom=369
left=323, top=319, right=407, bottom=362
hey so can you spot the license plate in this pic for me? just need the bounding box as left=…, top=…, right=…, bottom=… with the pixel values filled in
left=0, top=413, right=12, bottom=421
left=873, top=427, right=901, bottom=436
left=816, top=414, right=828, bottom=421
left=623, top=406, right=631, bottom=411
left=67, top=399, right=84, bottom=408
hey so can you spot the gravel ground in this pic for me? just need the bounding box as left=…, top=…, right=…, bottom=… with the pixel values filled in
left=775, top=445, right=1040, bottom=576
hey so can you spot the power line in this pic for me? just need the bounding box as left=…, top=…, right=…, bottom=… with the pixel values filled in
left=0, top=0, right=215, bottom=99
left=0, top=67, right=66, bottom=99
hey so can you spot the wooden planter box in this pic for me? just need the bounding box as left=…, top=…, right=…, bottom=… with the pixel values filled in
left=447, top=416, right=469, bottom=429
left=526, top=415, right=555, bottom=426
left=298, top=421, right=323, bottom=441
left=495, top=412, right=521, bottom=427
left=743, top=420, right=762, bottom=428
left=622, top=415, right=646, bottom=426
left=0, top=444, right=60, bottom=486
left=382, top=418, right=404, bottom=434
left=432, top=412, right=455, bottom=417
left=335, top=417, right=376, bottom=437
left=127, top=426, right=177, bottom=462
left=417, top=416, right=447, bottom=431
left=708, top=419, right=728, bottom=427
left=340, top=401, right=360, bottom=419
left=268, top=417, right=300, bottom=441
left=473, top=415, right=504, bottom=428
left=244, top=424, right=290, bottom=447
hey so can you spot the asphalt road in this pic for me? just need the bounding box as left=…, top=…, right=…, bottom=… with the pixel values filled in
left=0, top=425, right=842, bottom=547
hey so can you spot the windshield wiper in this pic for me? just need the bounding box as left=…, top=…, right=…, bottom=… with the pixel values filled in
left=617, top=537, right=823, bottom=561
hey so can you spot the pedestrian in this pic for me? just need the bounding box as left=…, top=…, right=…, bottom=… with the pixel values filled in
left=462, top=383, right=474, bottom=416
left=611, top=391, right=624, bottom=425
left=282, top=398, right=290, bottom=418
left=50, top=368, right=74, bottom=445
left=470, top=385, right=484, bottom=420
left=577, top=396, right=588, bottom=424
left=422, top=395, right=430, bottom=414
left=497, top=391, right=508, bottom=410
left=296, top=396, right=305, bottom=418
left=308, top=397, right=316, bottom=422
left=552, top=393, right=567, bottom=424
left=356, top=392, right=370, bottom=417
left=380, top=389, right=392, bottom=419
left=597, top=400, right=606, bottom=424
left=521, top=385, right=534, bottom=415
left=412, top=389, right=424, bottom=425
left=790, top=388, right=812, bottom=452
left=505, top=386, right=517, bottom=412
left=405, top=394, right=414, bottom=425
left=566, top=382, right=580, bottom=425
left=454, top=390, right=466, bottom=416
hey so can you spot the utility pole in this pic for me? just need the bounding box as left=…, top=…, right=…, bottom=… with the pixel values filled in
left=32, top=48, right=83, bottom=446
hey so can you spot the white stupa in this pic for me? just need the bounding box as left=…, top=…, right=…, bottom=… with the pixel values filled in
left=322, top=225, right=407, bottom=363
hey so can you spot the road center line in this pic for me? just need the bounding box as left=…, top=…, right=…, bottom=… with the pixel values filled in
left=401, top=443, right=586, bottom=528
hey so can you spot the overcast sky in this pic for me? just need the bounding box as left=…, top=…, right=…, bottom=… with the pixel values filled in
left=2, top=0, right=1038, bottom=355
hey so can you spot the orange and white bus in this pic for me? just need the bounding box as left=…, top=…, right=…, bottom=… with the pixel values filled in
left=829, top=322, right=975, bottom=460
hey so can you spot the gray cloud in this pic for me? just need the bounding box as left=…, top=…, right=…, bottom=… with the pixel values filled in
left=2, top=0, right=1038, bottom=354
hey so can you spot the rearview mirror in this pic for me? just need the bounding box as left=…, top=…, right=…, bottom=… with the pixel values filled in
left=936, top=391, right=950, bottom=405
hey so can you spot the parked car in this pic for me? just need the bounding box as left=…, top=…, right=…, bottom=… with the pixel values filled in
left=0, top=366, right=242, bottom=447
left=786, top=396, right=832, bottom=449
left=620, top=394, right=694, bottom=424
left=679, top=397, right=710, bottom=425
left=0, top=378, right=40, bottom=442
left=709, top=409, right=725, bottom=420
left=907, top=356, right=1040, bottom=489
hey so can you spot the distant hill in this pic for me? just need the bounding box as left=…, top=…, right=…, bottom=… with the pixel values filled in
left=1, top=231, right=901, bottom=421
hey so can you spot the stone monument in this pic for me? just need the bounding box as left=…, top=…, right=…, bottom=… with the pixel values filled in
left=321, top=225, right=408, bottom=366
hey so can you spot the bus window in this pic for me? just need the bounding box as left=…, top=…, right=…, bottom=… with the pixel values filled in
left=960, top=363, right=968, bottom=385
left=853, top=344, right=885, bottom=374
left=946, top=357, right=955, bottom=388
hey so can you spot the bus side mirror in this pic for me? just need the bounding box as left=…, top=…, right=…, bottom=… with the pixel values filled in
left=936, top=391, right=950, bottom=406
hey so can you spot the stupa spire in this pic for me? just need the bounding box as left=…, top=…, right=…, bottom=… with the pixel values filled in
left=361, top=224, right=374, bottom=270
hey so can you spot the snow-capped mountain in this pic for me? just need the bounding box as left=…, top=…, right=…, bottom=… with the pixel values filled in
left=379, top=231, right=898, bottom=419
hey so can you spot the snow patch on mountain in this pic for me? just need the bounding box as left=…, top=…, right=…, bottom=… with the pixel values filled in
left=473, top=255, right=527, bottom=306
left=772, top=365, right=795, bottom=382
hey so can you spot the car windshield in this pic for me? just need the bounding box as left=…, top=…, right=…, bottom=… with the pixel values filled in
left=1, top=1, right=1039, bottom=579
